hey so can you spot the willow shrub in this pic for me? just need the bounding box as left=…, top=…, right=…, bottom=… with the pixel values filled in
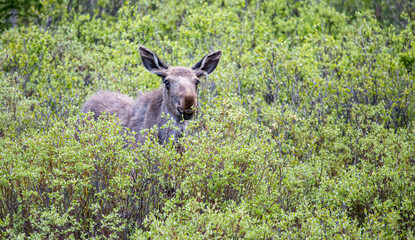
left=0, top=114, right=166, bottom=239
left=134, top=102, right=415, bottom=239
left=1, top=0, right=415, bottom=238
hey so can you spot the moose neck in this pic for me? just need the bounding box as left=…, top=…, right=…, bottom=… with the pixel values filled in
left=157, top=97, right=187, bottom=144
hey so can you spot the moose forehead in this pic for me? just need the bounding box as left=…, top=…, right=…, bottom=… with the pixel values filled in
left=165, top=67, right=198, bottom=80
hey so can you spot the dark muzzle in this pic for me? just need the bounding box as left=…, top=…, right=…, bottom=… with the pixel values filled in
left=178, top=107, right=196, bottom=120
left=183, top=113, right=193, bottom=120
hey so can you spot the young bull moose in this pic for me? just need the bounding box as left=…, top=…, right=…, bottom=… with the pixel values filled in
left=81, top=46, right=222, bottom=144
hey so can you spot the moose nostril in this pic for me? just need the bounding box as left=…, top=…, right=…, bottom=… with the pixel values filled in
left=185, top=109, right=194, bottom=114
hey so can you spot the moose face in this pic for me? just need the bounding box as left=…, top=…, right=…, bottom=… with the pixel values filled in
left=159, top=67, right=199, bottom=120
left=138, top=46, right=222, bottom=121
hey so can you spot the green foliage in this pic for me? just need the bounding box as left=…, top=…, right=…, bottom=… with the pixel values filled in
left=1, top=0, right=415, bottom=238
left=0, top=114, right=170, bottom=238
left=0, top=0, right=43, bottom=31
left=324, top=0, right=415, bottom=27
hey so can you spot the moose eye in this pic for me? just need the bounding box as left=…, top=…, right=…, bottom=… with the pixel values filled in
left=195, top=79, right=200, bottom=86
left=164, top=80, right=171, bottom=89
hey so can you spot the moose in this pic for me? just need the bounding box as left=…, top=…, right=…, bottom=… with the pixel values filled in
left=81, top=46, right=222, bottom=144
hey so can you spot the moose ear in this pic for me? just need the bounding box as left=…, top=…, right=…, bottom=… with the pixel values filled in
left=139, top=46, right=169, bottom=74
left=192, top=50, right=222, bottom=77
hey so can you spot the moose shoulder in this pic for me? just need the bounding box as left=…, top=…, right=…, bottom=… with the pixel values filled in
left=81, top=46, right=222, bottom=144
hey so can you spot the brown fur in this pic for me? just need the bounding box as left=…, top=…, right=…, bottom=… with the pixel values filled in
left=81, top=46, right=222, bottom=144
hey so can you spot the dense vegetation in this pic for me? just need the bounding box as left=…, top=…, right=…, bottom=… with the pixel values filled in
left=1, top=0, right=414, bottom=238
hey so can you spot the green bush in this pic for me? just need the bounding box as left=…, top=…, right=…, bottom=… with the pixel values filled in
left=1, top=114, right=165, bottom=238
left=1, top=0, right=415, bottom=238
